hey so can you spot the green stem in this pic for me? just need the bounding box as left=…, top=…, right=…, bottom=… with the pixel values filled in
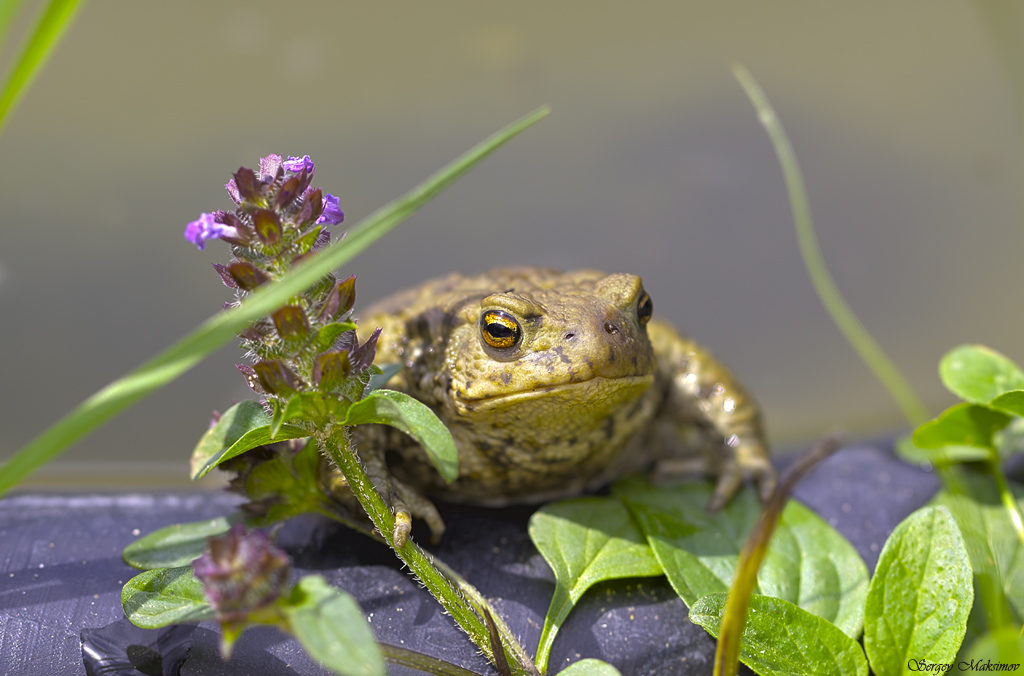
left=380, top=643, right=483, bottom=676
left=430, top=557, right=539, bottom=675
left=989, top=456, right=1024, bottom=548
left=732, top=63, right=929, bottom=427
left=318, top=425, right=534, bottom=676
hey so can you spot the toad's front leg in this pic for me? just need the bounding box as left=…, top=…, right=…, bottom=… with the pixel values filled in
left=647, top=319, right=777, bottom=510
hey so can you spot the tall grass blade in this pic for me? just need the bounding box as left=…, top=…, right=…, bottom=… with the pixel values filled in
left=0, top=106, right=550, bottom=494
left=731, top=63, right=928, bottom=426
left=0, top=0, right=82, bottom=135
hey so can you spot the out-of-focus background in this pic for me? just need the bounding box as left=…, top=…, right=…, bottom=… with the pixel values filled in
left=2, top=1, right=1023, bottom=488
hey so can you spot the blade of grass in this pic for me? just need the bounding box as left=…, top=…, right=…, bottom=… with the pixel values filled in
left=0, top=105, right=550, bottom=495
left=0, top=0, right=27, bottom=54
left=731, top=63, right=928, bottom=427
left=714, top=435, right=841, bottom=676
left=0, top=0, right=83, bottom=135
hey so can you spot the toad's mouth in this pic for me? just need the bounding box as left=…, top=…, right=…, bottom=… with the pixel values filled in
left=453, top=374, right=654, bottom=414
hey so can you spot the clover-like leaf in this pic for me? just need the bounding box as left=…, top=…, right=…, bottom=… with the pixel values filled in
left=123, top=516, right=234, bottom=570
left=616, top=477, right=868, bottom=638
left=529, top=497, right=662, bottom=673
left=863, top=505, right=973, bottom=676
left=691, top=593, right=868, bottom=676
left=190, top=400, right=308, bottom=480
left=990, top=390, right=1024, bottom=418
left=894, top=433, right=990, bottom=465
left=122, top=566, right=215, bottom=629
left=281, top=575, right=385, bottom=676
left=912, top=403, right=1010, bottom=453
left=554, top=659, right=624, bottom=676
left=940, top=345, right=1024, bottom=405
left=343, top=389, right=457, bottom=482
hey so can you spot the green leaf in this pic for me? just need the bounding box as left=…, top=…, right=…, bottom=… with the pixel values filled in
left=894, top=433, right=991, bottom=465
left=0, top=105, right=549, bottom=496
left=280, top=391, right=349, bottom=425
left=554, top=658, right=624, bottom=676
left=0, top=0, right=83, bottom=136
left=122, top=516, right=234, bottom=570
left=690, top=593, right=868, bottom=676
left=343, top=389, right=458, bottom=482
left=912, top=403, right=1010, bottom=453
left=962, top=628, right=1024, bottom=665
left=933, top=484, right=1024, bottom=626
left=190, top=400, right=308, bottom=480
left=122, top=566, right=214, bottom=629
left=529, top=498, right=662, bottom=673
left=241, top=439, right=330, bottom=526
left=863, top=505, right=973, bottom=676
left=990, top=390, right=1024, bottom=418
left=281, top=575, right=385, bottom=676
left=616, top=477, right=868, bottom=638
left=307, top=321, right=357, bottom=355
left=940, top=344, right=1024, bottom=405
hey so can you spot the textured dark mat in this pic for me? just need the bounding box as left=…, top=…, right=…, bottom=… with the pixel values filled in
left=0, top=442, right=940, bottom=675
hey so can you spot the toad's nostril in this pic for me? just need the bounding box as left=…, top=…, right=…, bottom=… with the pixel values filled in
left=604, top=322, right=619, bottom=335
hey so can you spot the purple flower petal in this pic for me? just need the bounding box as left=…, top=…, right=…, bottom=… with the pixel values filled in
left=224, top=178, right=241, bottom=204
left=258, top=154, right=282, bottom=181
left=184, top=212, right=237, bottom=250
left=316, top=193, right=344, bottom=225
left=282, top=155, right=315, bottom=176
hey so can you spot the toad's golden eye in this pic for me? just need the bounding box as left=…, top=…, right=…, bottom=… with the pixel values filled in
left=637, top=292, right=653, bottom=325
left=480, top=310, right=522, bottom=350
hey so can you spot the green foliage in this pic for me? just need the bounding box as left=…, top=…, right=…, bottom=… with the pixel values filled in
left=933, top=480, right=1024, bottom=635
left=613, top=477, right=868, bottom=637
left=122, top=516, right=233, bottom=570
left=913, top=403, right=1010, bottom=453
left=553, top=659, right=623, bottom=676
left=528, top=498, right=663, bottom=673
left=281, top=576, right=386, bottom=676
left=863, top=506, right=973, bottom=676
left=690, top=594, right=868, bottom=676
left=122, top=566, right=215, bottom=628
left=939, top=345, right=1024, bottom=405
left=190, top=400, right=308, bottom=479
left=342, top=389, right=459, bottom=482
left=0, top=0, right=83, bottom=135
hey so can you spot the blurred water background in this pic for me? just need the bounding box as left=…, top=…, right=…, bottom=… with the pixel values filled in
left=2, top=1, right=1023, bottom=488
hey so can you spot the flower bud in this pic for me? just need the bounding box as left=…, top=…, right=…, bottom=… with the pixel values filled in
left=313, top=351, right=351, bottom=391
left=253, top=360, right=305, bottom=396
left=349, top=327, right=381, bottom=373
left=227, top=261, right=271, bottom=291
left=192, top=524, right=291, bottom=624
left=272, top=305, right=310, bottom=339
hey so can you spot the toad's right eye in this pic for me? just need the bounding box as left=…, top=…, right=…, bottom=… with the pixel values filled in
left=480, top=310, right=522, bottom=350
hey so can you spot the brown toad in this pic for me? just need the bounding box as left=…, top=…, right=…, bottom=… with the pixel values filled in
left=331, top=267, right=775, bottom=545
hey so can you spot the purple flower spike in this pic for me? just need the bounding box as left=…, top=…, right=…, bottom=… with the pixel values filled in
left=316, top=193, right=344, bottom=225
left=185, top=212, right=238, bottom=250
left=282, top=155, right=315, bottom=176
left=258, top=154, right=282, bottom=180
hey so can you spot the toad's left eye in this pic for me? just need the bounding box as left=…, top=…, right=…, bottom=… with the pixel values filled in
left=481, top=310, right=522, bottom=350
left=637, top=292, right=653, bottom=325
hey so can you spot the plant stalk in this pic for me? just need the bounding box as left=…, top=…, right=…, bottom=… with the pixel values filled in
left=318, top=425, right=535, bottom=676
